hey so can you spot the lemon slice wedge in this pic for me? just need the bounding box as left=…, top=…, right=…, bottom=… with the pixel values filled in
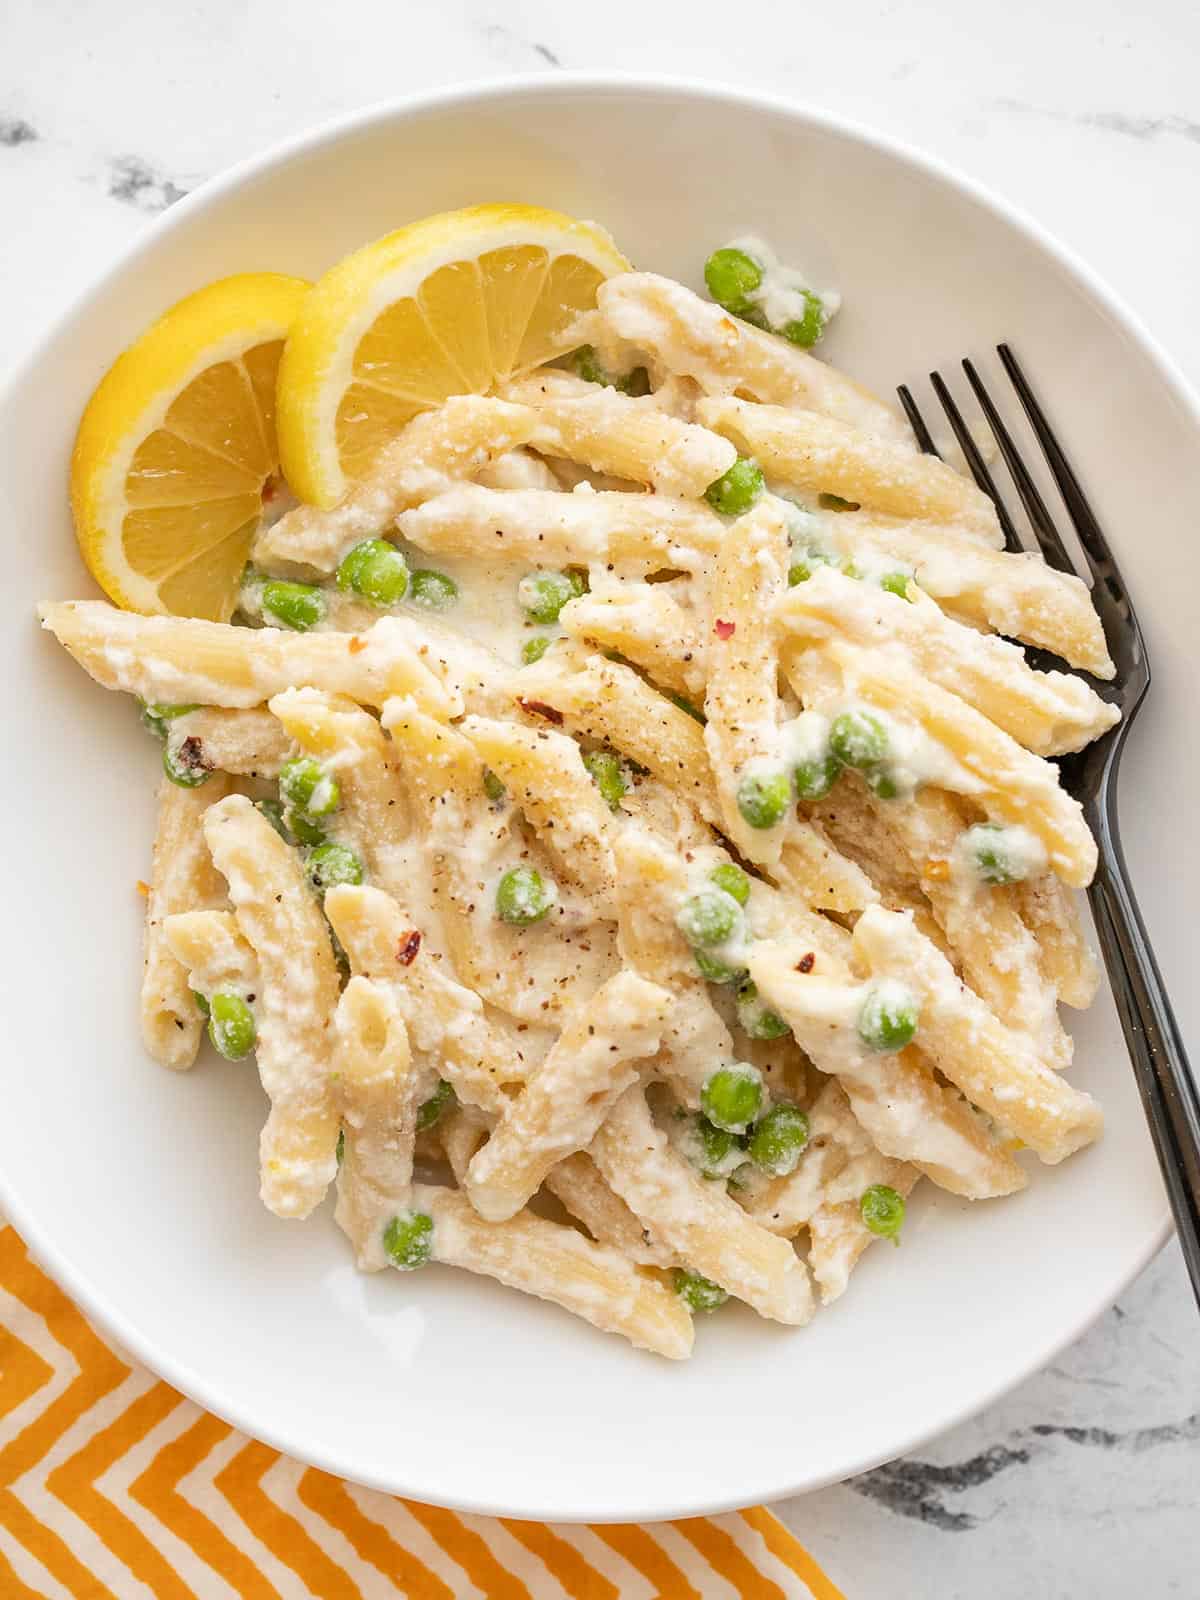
left=70, top=273, right=310, bottom=619
left=276, top=204, right=629, bottom=508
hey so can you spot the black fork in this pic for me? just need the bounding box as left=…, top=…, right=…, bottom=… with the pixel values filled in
left=899, top=350, right=1200, bottom=1306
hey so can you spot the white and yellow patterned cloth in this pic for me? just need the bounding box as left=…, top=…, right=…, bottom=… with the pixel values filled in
left=0, top=1228, right=846, bottom=1599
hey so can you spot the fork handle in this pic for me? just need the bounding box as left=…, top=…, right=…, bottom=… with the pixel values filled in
left=1087, top=795, right=1200, bottom=1304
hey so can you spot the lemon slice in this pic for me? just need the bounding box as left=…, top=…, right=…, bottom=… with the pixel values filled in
left=71, top=273, right=311, bottom=619
left=276, top=204, right=630, bottom=508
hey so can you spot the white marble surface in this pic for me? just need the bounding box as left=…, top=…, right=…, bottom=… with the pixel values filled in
left=3, top=0, right=1199, bottom=1591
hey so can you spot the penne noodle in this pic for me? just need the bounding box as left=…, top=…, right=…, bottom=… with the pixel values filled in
left=597, top=272, right=908, bottom=443
left=254, top=395, right=538, bottom=568
left=747, top=938, right=1027, bottom=1199
left=398, top=485, right=725, bottom=573
left=458, top=714, right=623, bottom=913
left=333, top=976, right=420, bottom=1272
left=501, top=374, right=736, bottom=497
left=560, top=584, right=708, bottom=700
left=544, top=1153, right=679, bottom=1269
left=203, top=794, right=342, bottom=1218
left=464, top=969, right=672, bottom=1221
left=777, top=567, right=1119, bottom=756
left=790, top=638, right=1098, bottom=886
left=168, top=708, right=293, bottom=778
left=827, top=513, right=1115, bottom=677
left=591, top=1085, right=815, bottom=1325
left=697, top=395, right=1001, bottom=540
left=39, top=601, right=457, bottom=718
left=852, top=906, right=1104, bottom=1162
left=411, top=1183, right=694, bottom=1361
left=162, top=908, right=258, bottom=1002
left=141, top=775, right=234, bottom=1071
left=1014, top=872, right=1100, bottom=1009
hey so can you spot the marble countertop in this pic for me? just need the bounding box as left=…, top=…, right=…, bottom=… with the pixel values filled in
left=3, top=0, right=1198, bottom=1591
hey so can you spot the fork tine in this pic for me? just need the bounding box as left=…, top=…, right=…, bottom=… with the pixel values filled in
left=896, top=385, right=942, bottom=456
left=927, top=371, right=1024, bottom=552
left=961, top=358, right=1074, bottom=574
left=997, top=344, right=1118, bottom=578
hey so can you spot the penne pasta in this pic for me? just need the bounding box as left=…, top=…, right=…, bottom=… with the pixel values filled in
left=141, top=775, right=234, bottom=1071
left=333, top=976, right=420, bottom=1272
left=590, top=1085, right=816, bottom=1325
left=543, top=1152, right=679, bottom=1269
left=597, top=272, right=908, bottom=442
left=464, top=969, right=672, bottom=1221
left=162, top=907, right=259, bottom=1002
left=203, top=794, right=342, bottom=1218
left=254, top=395, right=538, bottom=569
left=398, top=484, right=725, bottom=573
left=790, top=638, right=1098, bottom=886
left=852, top=906, right=1104, bottom=1162
left=39, top=601, right=457, bottom=717
left=777, top=567, right=1119, bottom=756
left=559, top=584, right=709, bottom=700
left=167, top=708, right=293, bottom=778
left=501, top=374, right=736, bottom=497
left=697, top=395, right=1002, bottom=540
left=411, top=1183, right=694, bottom=1360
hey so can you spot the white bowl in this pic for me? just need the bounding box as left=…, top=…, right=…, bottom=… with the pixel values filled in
left=0, top=75, right=1188, bottom=1522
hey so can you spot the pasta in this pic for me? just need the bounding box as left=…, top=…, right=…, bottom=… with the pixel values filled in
left=43, top=221, right=1116, bottom=1357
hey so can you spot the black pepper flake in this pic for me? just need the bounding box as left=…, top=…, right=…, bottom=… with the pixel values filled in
left=517, top=697, right=564, bottom=725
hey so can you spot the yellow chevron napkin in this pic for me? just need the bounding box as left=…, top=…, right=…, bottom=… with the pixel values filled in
left=0, top=1227, right=846, bottom=1599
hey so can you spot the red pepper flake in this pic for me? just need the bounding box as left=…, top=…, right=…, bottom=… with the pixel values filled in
left=348, top=635, right=367, bottom=655
left=135, top=879, right=151, bottom=898
left=261, top=477, right=278, bottom=503
left=714, top=618, right=736, bottom=640
left=396, top=930, right=421, bottom=965
left=517, top=698, right=564, bottom=725
left=795, top=951, right=816, bottom=973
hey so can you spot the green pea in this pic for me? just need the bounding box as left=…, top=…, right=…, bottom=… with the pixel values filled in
left=256, top=797, right=290, bottom=840
left=841, top=559, right=864, bottom=581
left=709, top=862, right=751, bottom=907
left=329, top=924, right=351, bottom=979
left=736, top=768, right=792, bottom=830
left=306, top=841, right=364, bottom=893
left=162, top=735, right=213, bottom=788
left=582, top=749, right=628, bottom=810
left=829, top=709, right=889, bottom=770
left=482, top=767, right=507, bottom=804
left=704, top=247, right=763, bottom=314
left=781, top=291, right=826, bottom=348
left=417, top=1079, right=456, bottom=1131
left=860, top=1183, right=906, bottom=1242
left=965, top=823, right=1027, bottom=885
left=280, top=756, right=340, bottom=818
left=880, top=572, right=913, bottom=600
left=694, top=949, right=746, bottom=985
left=260, top=579, right=326, bottom=631
left=705, top=456, right=764, bottom=517
left=336, top=539, right=409, bottom=606
left=192, top=990, right=210, bottom=1019
left=208, top=988, right=256, bottom=1061
left=286, top=808, right=328, bottom=847
left=858, top=981, right=920, bottom=1053
left=735, top=980, right=791, bottom=1041
left=667, top=691, right=706, bottom=725
left=496, top=865, right=556, bottom=926
left=701, top=1063, right=763, bottom=1133
left=383, top=1209, right=433, bottom=1270
left=694, top=1116, right=740, bottom=1177
left=572, top=344, right=609, bottom=385
left=676, top=887, right=741, bottom=948
left=518, top=568, right=587, bottom=624
left=748, top=1104, right=810, bottom=1176
left=864, top=766, right=904, bottom=800
left=788, top=561, right=814, bottom=586
left=409, top=569, right=458, bottom=610
left=139, top=700, right=197, bottom=739
left=793, top=751, right=842, bottom=802
left=674, top=1267, right=729, bottom=1313
left=818, top=492, right=860, bottom=512
left=336, top=1128, right=345, bottom=1165
left=521, top=635, right=553, bottom=666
